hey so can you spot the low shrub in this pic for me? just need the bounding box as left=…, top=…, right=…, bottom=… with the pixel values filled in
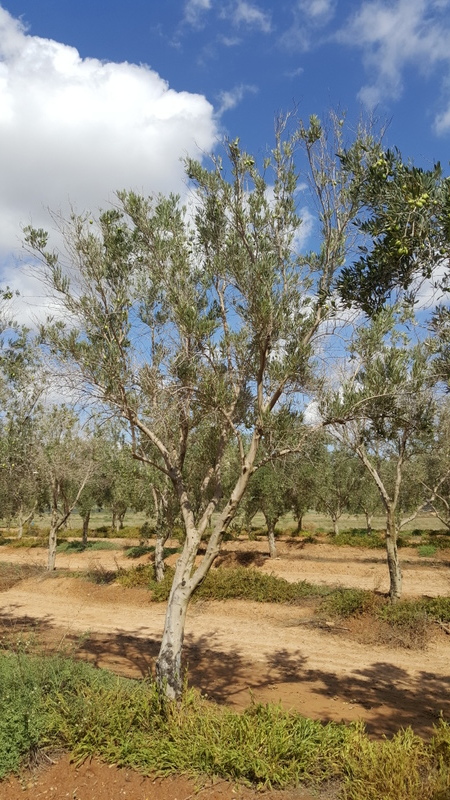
left=117, top=565, right=329, bottom=603
left=56, top=540, right=120, bottom=554
left=331, top=531, right=385, bottom=548
left=418, top=544, right=438, bottom=557
left=125, top=545, right=155, bottom=559
left=377, top=601, right=430, bottom=649
left=319, top=588, right=378, bottom=618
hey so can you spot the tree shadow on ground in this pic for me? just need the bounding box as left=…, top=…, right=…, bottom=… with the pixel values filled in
left=214, top=551, right=267, bottom=568
left=1, top=612, right=448, bottom=738
left=265, top=648, right=450, bottom=736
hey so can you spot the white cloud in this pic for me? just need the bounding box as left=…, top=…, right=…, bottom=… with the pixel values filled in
left=0, top=5, right=217, bottom=274
left=297, top=0, right=336, bottom=23
left=216, top=83, right=258, bottom=116
left=336, top=0, right=450, bottom=119
left=280, top=0, right=337, bottom=51
left=183, top=0, right=212, bottom=27
left=225, top=1, right=272, bottom=33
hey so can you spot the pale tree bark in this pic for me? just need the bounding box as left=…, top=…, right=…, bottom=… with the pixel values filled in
left=47, top=503, right=59, bottom=572
left=154, top=530, right=170, bottom=582
left=155, top=429, right=261, bottom=700
left=386, top=510, right=402, bottom=602
left=331, top=514, right=340, bottom=536
left=150, top=484, right=172, bottom=583
left=356, top=443, right=403, bottom=603
left=81, top=510, right=90, bottom=546
left=263, top=515, right=278, bottom=558
left=17, top=503, right=36, bottom=539
left=363, top=509, right=373, bottom=534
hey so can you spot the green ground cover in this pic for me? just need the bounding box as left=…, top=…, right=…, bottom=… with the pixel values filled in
left=0, top=652, right=449, bottom=799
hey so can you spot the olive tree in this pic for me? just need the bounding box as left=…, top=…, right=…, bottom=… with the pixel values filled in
left=324, top=308, right=435, bottom=601
left=26, top=116, right=382, bottom=698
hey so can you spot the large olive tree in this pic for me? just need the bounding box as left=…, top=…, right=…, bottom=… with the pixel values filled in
left=26, top=116, right=382, bottom=698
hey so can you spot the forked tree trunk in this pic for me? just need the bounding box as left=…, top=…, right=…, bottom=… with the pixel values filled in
left=156, top=576, right=191, bottom=697
left=17, top=505, right=36, bottom=539
left=156, top=434, right=260, bottom=699
left=156, top=517, right=202, bottom=699
left=386, top=513, right=402, bottom=602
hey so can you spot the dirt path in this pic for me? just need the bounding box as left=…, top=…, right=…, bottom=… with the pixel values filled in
left=1, top=546, right=450, bottom=737
left=3, top=538, right=450, bottom=596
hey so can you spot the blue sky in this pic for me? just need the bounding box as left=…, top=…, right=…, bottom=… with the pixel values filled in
left=0, top=0, right=449, bottom=323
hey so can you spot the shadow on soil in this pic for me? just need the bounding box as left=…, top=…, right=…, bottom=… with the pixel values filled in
left=1, top=612, right=448, bottom=739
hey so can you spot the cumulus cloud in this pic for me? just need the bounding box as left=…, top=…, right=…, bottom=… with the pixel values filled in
left=0, top=5, right=217, bottom=272
left=336, top=0, right=450, bottom=123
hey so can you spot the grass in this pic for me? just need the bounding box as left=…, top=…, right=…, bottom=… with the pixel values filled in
left=56, top=540, right=120, bottom=553
left=1, top=651, right=450, bottom=799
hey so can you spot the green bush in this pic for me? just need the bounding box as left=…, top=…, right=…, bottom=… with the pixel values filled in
left=319, top=588, right=377, bottom=618
left=117, top=565, right=330, bottom=603
left=331, top=531, right=385, bottom=548
left=418, top=544, right=438, bottom=557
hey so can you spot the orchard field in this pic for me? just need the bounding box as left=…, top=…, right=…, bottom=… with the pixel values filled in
left=1, top=512, right=450, bottom=799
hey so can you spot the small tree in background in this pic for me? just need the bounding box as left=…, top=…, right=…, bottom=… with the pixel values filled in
left=314, top=443, right=362, bottom=535
left=325, top=308, right=435, bottom=601
left=35, top=407, right=95, bottom=570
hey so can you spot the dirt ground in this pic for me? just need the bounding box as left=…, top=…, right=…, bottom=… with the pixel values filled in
left=1, top=536, right=450, bottom=799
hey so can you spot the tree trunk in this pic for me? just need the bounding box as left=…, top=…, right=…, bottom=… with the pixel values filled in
left=156, top=428, right=261, bottom=699
left=266, top=518, right=277, bottom=558
left=156, top=544, right=197, bottom=699
left=17, top=503, right=24, bottom=539
left=154, top=528, right=170, bottom=582
left=331, top=515, right=339, bottom=536
left=17, top=505, right=36, bottom=539
left=47, top=504, right=58, bottom=571
left=295, top=514, right=303, bottom=534
left=364, top=510, right=373, bottom=534
left=386, top=513, right=402, bottom=602
left=82, top=510, right=90, bottom=546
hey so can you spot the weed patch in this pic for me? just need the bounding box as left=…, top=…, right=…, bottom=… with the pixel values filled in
left=1, top=652, right=450, bottom=798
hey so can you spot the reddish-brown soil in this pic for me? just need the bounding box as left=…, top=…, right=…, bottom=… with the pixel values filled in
left=1, top=537, right=450, bottom=799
